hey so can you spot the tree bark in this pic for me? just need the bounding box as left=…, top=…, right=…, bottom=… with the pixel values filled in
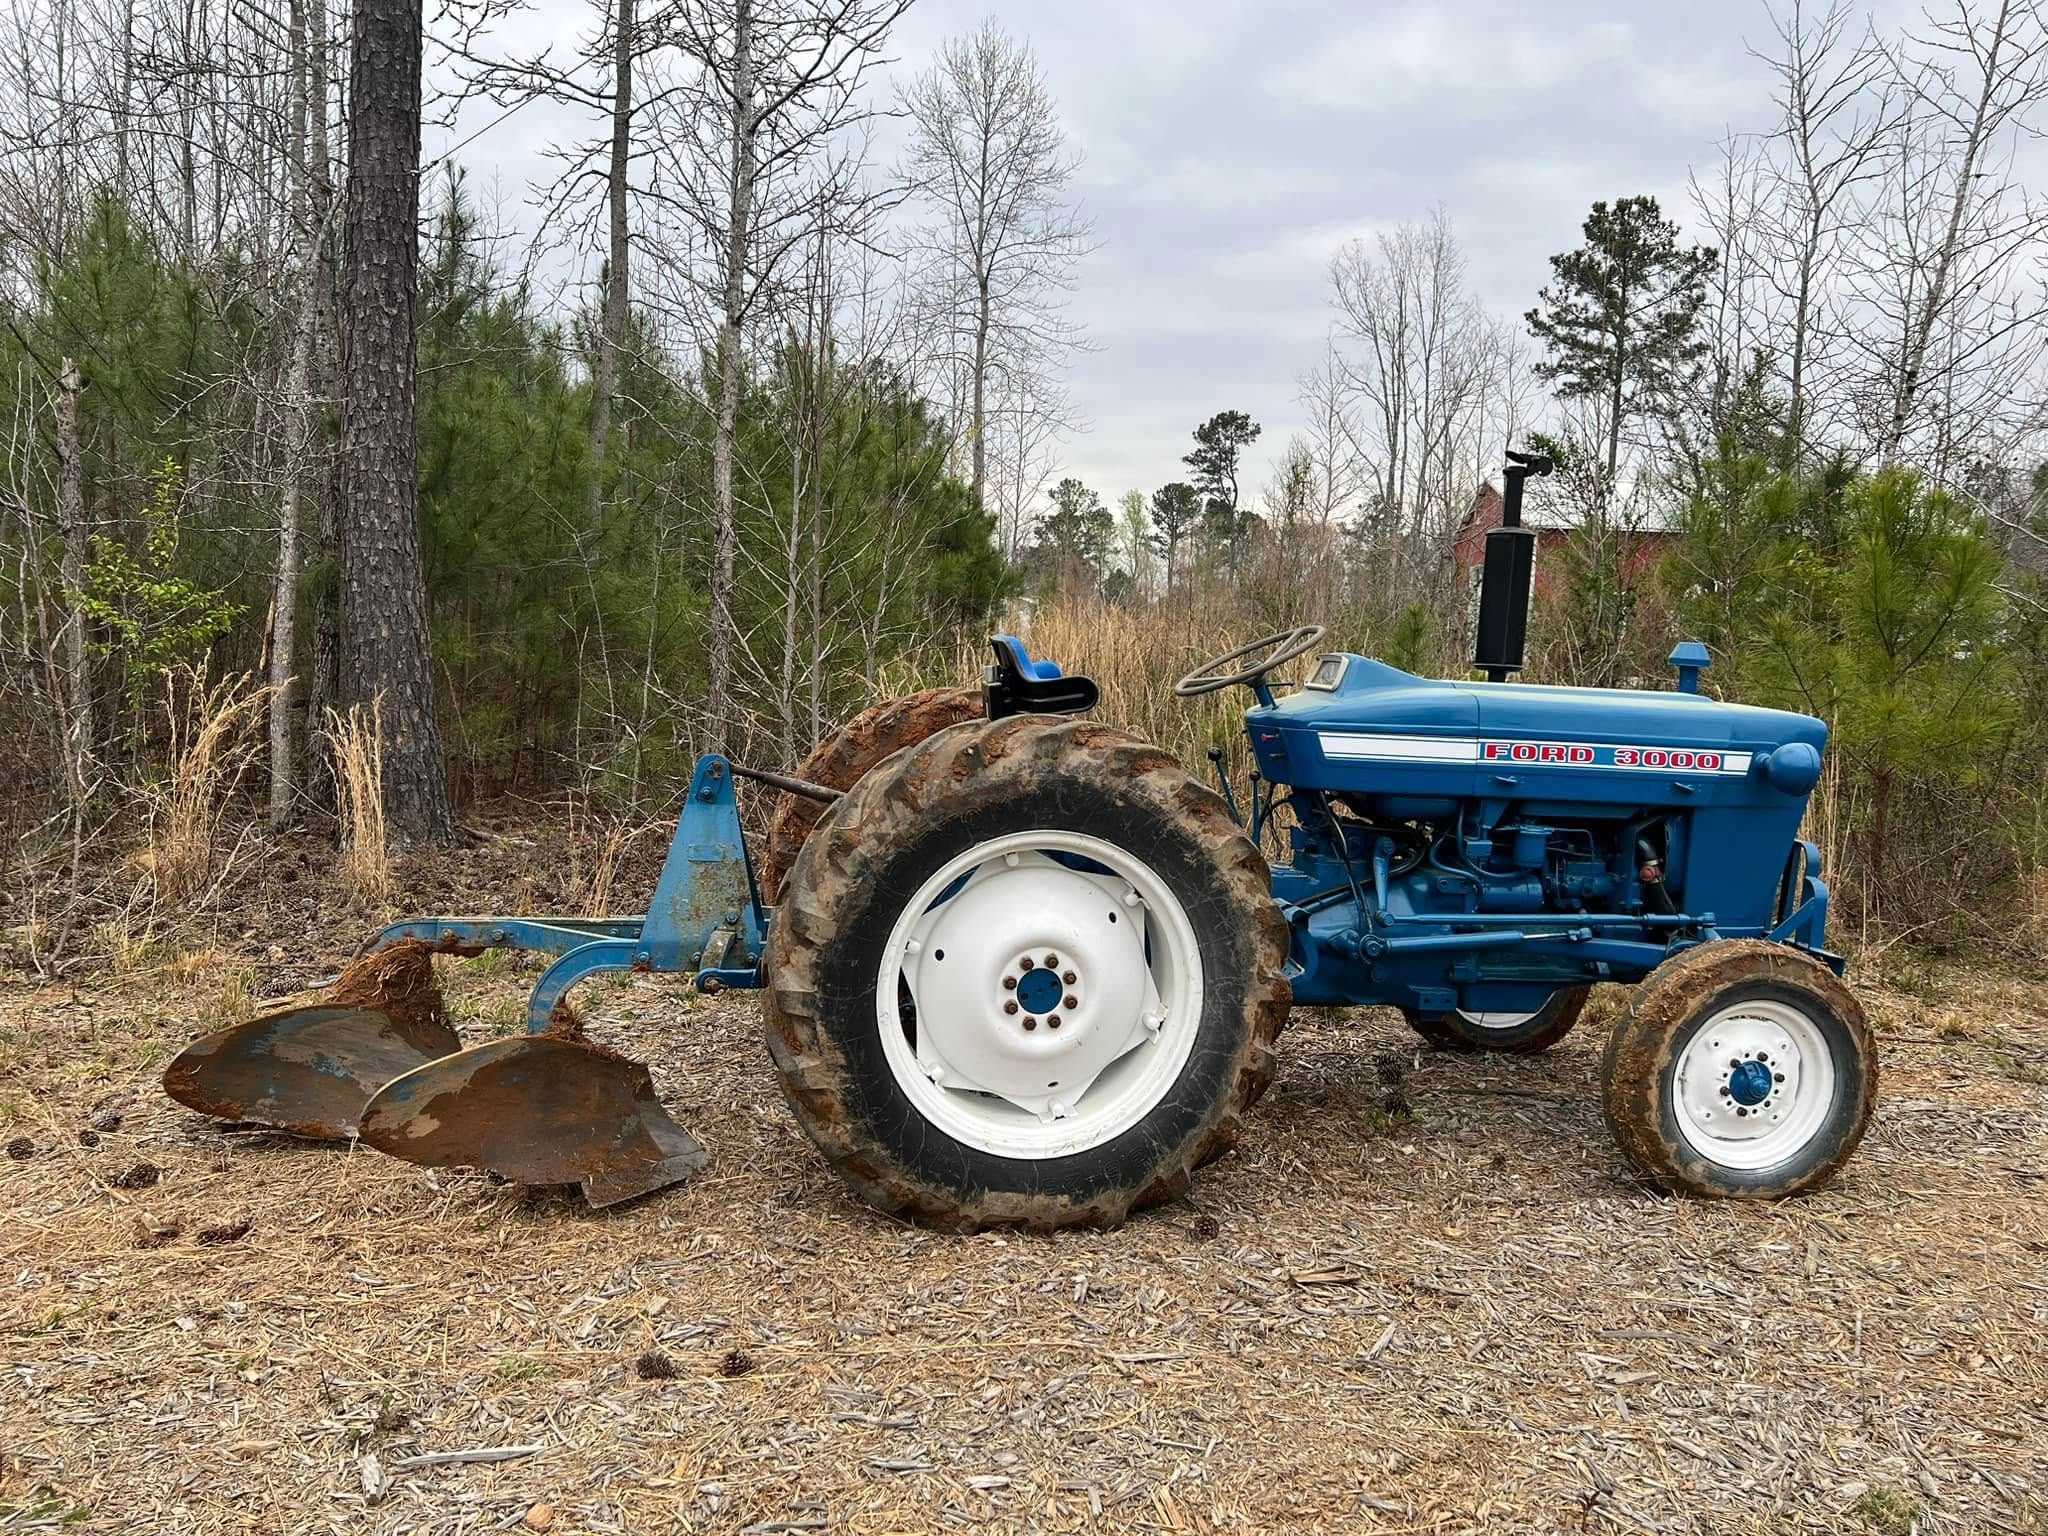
left=708, top=0, right=754, bottom=719
left=55, top=358, right=93, bottom=790
left=340, top=0, right=453, bottom=844
left=115, top=0, right=136, bottom=194
left=587, top=0, right=634, bottom=529
left=268, top=0, right=318, bottom=830
left=303, top=0, right=341, bottom=806
left=970, top=276, right=989, bottom=509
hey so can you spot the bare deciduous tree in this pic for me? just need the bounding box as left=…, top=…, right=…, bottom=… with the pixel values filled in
left=652, top=0, right=912, bottom=717
left=900, top=20, right=1088, bottom=513
left=1750, top=0, right=1895, bottom=457
left=1328, top=209, right=1514, bottom=604
left=1861, top=0, right=2048, bottom=469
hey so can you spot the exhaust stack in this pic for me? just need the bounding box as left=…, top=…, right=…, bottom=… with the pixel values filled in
left=1472, top=448, right=1552, bottom=683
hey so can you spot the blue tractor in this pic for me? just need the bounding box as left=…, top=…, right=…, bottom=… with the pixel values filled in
left=166, top=452, right=1876, bottom=1227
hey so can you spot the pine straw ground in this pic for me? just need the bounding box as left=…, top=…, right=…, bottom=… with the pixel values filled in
left=4, top=822, right=2047, bottom=1536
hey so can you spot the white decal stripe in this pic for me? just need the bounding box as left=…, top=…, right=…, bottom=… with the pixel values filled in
left=1318, top=734, right=1479, bottom=764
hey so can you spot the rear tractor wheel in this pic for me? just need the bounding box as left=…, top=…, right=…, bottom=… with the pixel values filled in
left=762, top=716, right=1292, bottom=1231
left=757, top=685, right=986, bottom=903
left=1601, top=939, right=1875, bottom=1200
left=1404, top=986, right=1591, bottom=1054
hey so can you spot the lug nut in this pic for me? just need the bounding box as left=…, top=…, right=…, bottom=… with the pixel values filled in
left=1047, top=1014, right=1062, bottom=1029
left=1062, top=970, right=1077, bottom=985
left=1043, top=953, right=1059, bottom=968
left=1004, top=1000, right=1019, bottom=1015
left=1003, top=975, right=1017, bottom=991
left=1023, top=1016, right=1038, bottom=1031
left=1064, top=995, right=1079, bottom=1010
left=1020, top=956, right=1035, bottom=971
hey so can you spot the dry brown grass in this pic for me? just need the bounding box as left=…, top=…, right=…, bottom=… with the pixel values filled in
left=325, top=700, right=394, bottom=909
left=143, top=666, right=275, bottom=905
left=574, top=815, right=661, bottom=920
left=889, top=594, right=1333, bottom=812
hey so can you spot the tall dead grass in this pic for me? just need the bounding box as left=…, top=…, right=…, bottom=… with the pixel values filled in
left=145, top=666, right=276, bottom=905
left=886, top=593, right=1327, bottom=789
left=324, top=701, right=394, bottom=908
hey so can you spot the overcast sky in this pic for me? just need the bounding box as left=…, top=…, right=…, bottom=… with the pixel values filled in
left=437, top=0, right=1916, bottom=508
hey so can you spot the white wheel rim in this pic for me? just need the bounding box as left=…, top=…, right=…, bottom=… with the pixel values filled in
left=875, top=829, right=1204, bottom=1160
left=1456, top=1006, right=1543, bottom=1031
left=1672, top=997, right=1837, bottom=1170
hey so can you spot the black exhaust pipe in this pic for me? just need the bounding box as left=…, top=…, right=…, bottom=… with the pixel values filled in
left=1472, top=447, right=1552, bottom=683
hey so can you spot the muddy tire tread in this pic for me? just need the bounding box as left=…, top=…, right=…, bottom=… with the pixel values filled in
left=1405, top=985, right=1592, bottom=1054
left=761, top=715, right=1291, bottom=1231
left=757, top=686, right=987, bottom=903
left=1600, top=938, right=1875, bottom=1200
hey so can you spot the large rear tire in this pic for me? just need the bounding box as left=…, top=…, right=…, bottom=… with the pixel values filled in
left=762, top=716, right=1291, bottom=1231
left=1404, top=986, right=1591, bottom=1054
left=1601, top=940, right=1875, bottom=1199
left=757, top=685, right=986, bottom=903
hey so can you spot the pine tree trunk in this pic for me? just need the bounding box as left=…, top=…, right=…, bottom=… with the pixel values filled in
left=115, top=0, right=136, bottom=193
left=55, top=359, right=93, bottom=790
left=340, top=0, right=453, bottom=845
left=1607, top=357, right=1624, bottom=482
left=708, top=0, right=754, bottom=719
left=779, top=311, right=803, bottom=763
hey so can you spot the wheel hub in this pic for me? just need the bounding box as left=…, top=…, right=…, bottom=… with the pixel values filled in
left=1672, top=999, right=1836, bottom=1170
left=898, top=849, right=1163, bottom=1121
left=1727, top=1058, right=1773, bottom=1106
left=1014, top=963, right=1066, bottom=1018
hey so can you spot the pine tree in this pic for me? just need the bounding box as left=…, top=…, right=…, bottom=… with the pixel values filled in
left=340, top=0, right=453, bottom=843
left=1149, top=482, right=1199, bottom=594
left=1184, top=410, right=1259, bottom=571
left=1525, top=196, right=1716, bottom=480
left=1033, top=476, right=1113, bottom=587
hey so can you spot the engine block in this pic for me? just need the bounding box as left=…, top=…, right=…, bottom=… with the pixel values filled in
left=1245, top=647, right=1834, bottom=1015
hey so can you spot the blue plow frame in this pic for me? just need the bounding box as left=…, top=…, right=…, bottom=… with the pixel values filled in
left=355, top=755, right=770, bottom=1031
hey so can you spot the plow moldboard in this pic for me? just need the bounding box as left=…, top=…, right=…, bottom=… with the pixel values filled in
left=162, top=1005, right=463, bottom=1140
left=357, top=1035, right=708, bottom=1207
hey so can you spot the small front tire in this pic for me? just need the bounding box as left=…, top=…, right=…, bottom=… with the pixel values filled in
left=1405, top=986, right=1591, bottom=1053
left=1601, top=940, right=1875, bottom=1199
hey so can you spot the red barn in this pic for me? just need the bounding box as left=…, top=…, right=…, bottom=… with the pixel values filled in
left=1451, top=481, right=1675, bottom=602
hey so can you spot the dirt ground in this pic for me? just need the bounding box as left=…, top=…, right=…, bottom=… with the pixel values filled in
left=4, top=823, right=2047, bottom=1535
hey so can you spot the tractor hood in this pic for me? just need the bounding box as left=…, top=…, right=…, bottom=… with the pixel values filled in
left=1244, top=653, right=1827, bottom=810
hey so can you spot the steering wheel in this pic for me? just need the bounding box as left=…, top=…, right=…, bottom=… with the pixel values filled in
left=1174, top=625, right=1328, bottom=697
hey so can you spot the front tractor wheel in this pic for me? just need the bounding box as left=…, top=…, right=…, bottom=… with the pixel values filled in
left=1601, top=940, right=1876, bottom=1200
left=1404, top=986, right=1591, bottom=1054
left=763, top=716, right=1291, bottom=1231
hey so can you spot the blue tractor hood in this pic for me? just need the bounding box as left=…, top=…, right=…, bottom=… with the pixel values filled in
left=1245, top=653, right=1828, bottom=812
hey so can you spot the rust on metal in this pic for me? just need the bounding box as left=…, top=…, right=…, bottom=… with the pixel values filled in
left=726, top=761, right=843, bottom=803
left=161, top=941, right=457, bottom=1140
left=357, top=1035, right=708, bottom=1208
left=757, top=684, right=984, bottom=902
